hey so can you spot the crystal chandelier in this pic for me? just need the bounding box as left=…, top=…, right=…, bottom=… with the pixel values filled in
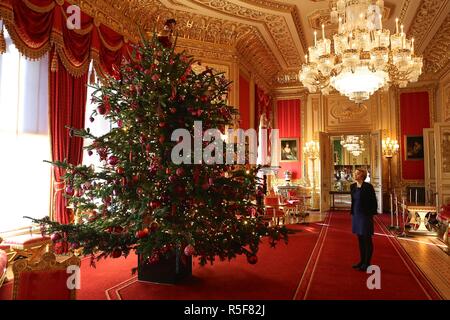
left=299, top=0, right=423, bottom=103
left=341, top=135, right=365, bottom=156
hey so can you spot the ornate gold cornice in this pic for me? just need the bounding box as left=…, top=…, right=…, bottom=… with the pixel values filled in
left=408, top=0, right=449, bottom=51
left=178, top=0, right=302, bottom=68
left=422, top=13, right=450, bottom=75
left=239, top=0, right=308, bottom=54
left=236, top=30, right=280, bottom=90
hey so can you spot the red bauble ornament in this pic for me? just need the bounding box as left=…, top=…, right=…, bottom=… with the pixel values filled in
left=247, top=255, right=258, bottom=265
left=111, top=248, right=122, bottom=258
left=116, top=167, right=125, bottom=174
left=135, top=228, right=149, bottom=239
left=108, top=156, right=119, bottom=166
left=159, top=122, right=166, bottom=128
left=176, top=167, right=185, bottom=177
left=168, top=175, right=177, bottom=183
left=150, top=201, right=161, bottom=209
left=88, top=211, right=97, bottom=222
left=70, top=242, right=80, bottom=250
left=97, top=106, right=106, bottom=115
left=51, top=233, right=62, bottom=243
left=159, top=135, right=166, bottom=144
left=65, top=185, right=74, bottom=196
left=136, top=187, right=144, bottom=195
left=184, top=244, right=195, bottom=256
left=150, top=222, right=159, bottom=232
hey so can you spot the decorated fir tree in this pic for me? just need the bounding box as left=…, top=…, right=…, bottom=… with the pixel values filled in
left=30, top=31, right=288, bottom=278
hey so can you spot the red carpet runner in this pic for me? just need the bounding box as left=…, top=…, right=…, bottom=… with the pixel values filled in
left=294, top=212, right=442, bottom=300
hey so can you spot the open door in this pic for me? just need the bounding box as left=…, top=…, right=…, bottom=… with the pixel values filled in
left=423, top=128, right=436, bottom=204
left=319, top=132, right=331, bottom=212
left=434, top=122, right=450, bottom=208
left=370, top=130, right=383, bottom=213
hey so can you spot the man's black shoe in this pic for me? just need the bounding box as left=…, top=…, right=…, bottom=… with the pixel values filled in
left=352, top=263, right=362, bottom=269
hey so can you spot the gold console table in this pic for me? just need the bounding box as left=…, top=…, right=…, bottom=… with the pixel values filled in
left=400, top=202, right=438, bottom=235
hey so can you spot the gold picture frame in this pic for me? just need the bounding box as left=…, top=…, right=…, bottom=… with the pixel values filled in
left=280, top=138, right=299, bottom=162
left=404, top=135, right=424, bottom=160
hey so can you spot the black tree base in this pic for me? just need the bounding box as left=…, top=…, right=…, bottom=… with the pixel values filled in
left=137, top=251, right=192, bottom=284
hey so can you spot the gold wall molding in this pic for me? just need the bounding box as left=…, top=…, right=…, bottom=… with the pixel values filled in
left=442, top=132, right=450, bottom=173
left=323, top=95, right=375, bottom=133
left=443, top=81, right=450, bottom=122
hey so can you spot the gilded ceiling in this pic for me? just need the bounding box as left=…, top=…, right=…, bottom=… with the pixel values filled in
left=71, top=0, right=450, bottom=88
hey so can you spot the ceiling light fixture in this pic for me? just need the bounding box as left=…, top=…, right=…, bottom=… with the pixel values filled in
left=299, top=0, right=422, bottom=103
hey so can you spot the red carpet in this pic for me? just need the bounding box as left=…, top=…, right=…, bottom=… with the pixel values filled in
left=106, top=221, right=325, bottom=300
left=294, top=212, right=442, bottom=300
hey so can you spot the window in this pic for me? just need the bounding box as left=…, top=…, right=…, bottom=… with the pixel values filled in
left=82, top=68, right=113, bottom=170
left=0, top=28, right=51, bottom=232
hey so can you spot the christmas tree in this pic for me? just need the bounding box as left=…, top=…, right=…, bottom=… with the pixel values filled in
left=30, top=30, right=288, bottom=270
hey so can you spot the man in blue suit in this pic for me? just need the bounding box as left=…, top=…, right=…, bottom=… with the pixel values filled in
left=350, top=168, right=378, bottom=271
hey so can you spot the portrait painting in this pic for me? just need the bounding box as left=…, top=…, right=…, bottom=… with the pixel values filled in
left=405, top=135, right=424, bottom=160
left=280, top=138, right=298, bottom=162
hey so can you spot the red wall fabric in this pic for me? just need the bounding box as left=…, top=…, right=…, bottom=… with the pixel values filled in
left=239, top=74, right=250, bottom=130
left=49, top=49, right=88, bottom=224
left=276, top=99, right=302, bottom=179
left=400, top=91, right=430, bottom=180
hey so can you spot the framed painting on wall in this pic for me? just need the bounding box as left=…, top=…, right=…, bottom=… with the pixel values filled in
left=280, top=138, right=298, bottom=162
left=405, top=135, right=424, bottom=160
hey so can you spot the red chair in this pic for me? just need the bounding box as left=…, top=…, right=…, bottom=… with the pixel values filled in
left=263, top=196, right=285, bottom=225
left=12, top=252, right=80, bottom=300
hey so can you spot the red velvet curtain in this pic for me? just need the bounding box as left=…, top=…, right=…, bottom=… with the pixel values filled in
left=0, top=0, right=134, bottom=223
left=0, top=0, right=133, bottom=77
left=49, top=49, right=88, bottom=224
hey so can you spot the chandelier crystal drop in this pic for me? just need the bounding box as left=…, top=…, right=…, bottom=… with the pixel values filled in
left=340, top=135, right=365, bottom=156
left=299, top=0, right=423, bottom=103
